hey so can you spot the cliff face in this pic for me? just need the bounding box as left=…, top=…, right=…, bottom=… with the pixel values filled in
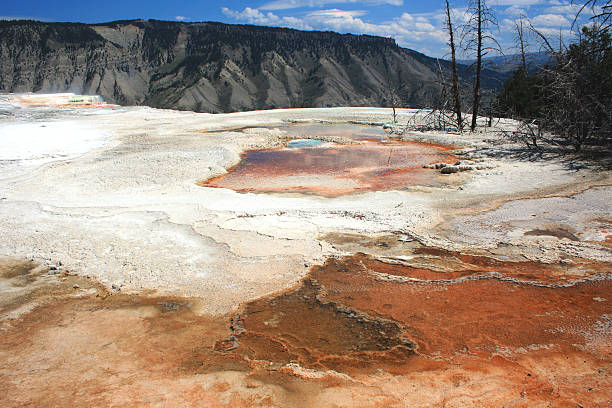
left=0, top=20, right=500, bottom=113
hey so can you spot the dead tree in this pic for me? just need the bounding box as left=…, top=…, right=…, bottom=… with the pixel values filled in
left=386, top=81, right=401, bottom=124
left=574, top=0, right=611, bottom=32
left=382, top=54, right=402, bottom=123
left=462, top=0, right=500, bottom=131
left=445, top=0, right=463, bottom=131
left=418, top=60, right=461, bottom=132
left=515, top=18, right=528, bottom=72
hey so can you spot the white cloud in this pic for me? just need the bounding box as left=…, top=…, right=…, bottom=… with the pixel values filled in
left=175, top=16, right=187, bottom=21
left=221, top=6, right=448, bottom=56
left=221, top=7, right=313, bottom=30
left=305, top=9, right=383, bottom=35
left=307, top=9, right=367, bottom=18
left=489, top=0, right=544, bottom=6
left=260, top=0, right=403, bottom=11
left=505, top=5, right=527, bottom=17
left=530, top=26, right=573, bottom=39
left=389, top=13, right=447, bottom=44
left=531, top=13, right=570, bottom=26
left=544, top=3, right=583, bottom=16
left=222, top=7, right=266, bottom=22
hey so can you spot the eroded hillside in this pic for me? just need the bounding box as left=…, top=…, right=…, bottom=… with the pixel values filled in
left=0, top=20, right=502, bottom=112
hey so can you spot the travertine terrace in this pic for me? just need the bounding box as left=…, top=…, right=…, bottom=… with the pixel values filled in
left=0, top=93, right=610, bottom=407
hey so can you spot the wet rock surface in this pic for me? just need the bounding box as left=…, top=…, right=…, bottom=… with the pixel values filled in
left=1, top=253, right=610, bottom=407
left=215, top=279, right=417, bottom=377
left=311, top=254, right=611, bottom=361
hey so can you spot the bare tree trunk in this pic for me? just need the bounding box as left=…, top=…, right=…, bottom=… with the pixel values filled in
left=446, top=0, right=463, bottom=131
left=515, top=19, right=527, bottom=71
left=382, top=54, right=399, bottom=123
left=471, top=0, right=483, bottom=131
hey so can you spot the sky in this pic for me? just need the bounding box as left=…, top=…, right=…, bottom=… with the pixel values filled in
left=1, top=0, right=599, bottom=57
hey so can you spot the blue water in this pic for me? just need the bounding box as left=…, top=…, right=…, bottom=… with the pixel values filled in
left=286, top=139, right=326, bottom=149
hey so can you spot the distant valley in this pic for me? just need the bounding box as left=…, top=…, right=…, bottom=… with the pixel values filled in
left=458, top=51, right=553, bottom=74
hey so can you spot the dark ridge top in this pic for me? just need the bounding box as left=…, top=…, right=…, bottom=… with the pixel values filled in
left=3, top=19, right=398, bottom=48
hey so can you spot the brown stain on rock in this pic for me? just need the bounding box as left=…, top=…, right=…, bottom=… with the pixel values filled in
left=1, top=255, right=610, bottom=407
left=223, top=279, right=418, bottom=377
left=320, top=233, right=610, bottom=284
left=0, top=264, right=233, bottom=406
left=310, top=255, right=611, bottom=360
left=0, top=259, right=38, bottom=279
left=524, top=227, right=579, bottom=241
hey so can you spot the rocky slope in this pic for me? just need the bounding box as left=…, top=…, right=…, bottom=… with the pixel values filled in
left=0, top=19, right=503, bottom=113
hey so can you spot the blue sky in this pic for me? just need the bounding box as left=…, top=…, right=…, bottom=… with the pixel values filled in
left=1, top=1, right=597, bottom=57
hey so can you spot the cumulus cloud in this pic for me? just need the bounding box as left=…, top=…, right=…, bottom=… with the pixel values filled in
left=544, top=3, right=583, bottom=16
left=261, top=0, right=403, bottom=11
left=489, top=0, right=544, bottom=6
left=221, top=6, right=448, bottom=55
left=305, top=9, right=382, bottom=34
left=221, top=7, right=313, bottom=30
left=505, top=5, right=527, bottom=17
left=308, top=9, right=367, bottom=18
left=531, top=13, right=571, bottom=26
left=530, top=26, right=573, bottom=38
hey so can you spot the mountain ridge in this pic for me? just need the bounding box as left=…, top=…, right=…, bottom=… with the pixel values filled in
left=458, top=51, right=553, bottom=74
left=0, top=19, right=504, bottom=113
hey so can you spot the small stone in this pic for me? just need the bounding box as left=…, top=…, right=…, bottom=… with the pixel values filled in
left=440, top=165, right=459, bottom=174
left=214, top=336, right=239, bottom=352
left=73, top=284, right=79, bottom=289
left=463, top=160, right=476, bottom=165
left=434, top=163, right=448, bottom=169
left=457, top=165, right=474, bottom=171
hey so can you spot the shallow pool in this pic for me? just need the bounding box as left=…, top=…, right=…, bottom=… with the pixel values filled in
left=202, top=124, right=458, bottom=196
left=286, top=139, right=327, bottom=148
